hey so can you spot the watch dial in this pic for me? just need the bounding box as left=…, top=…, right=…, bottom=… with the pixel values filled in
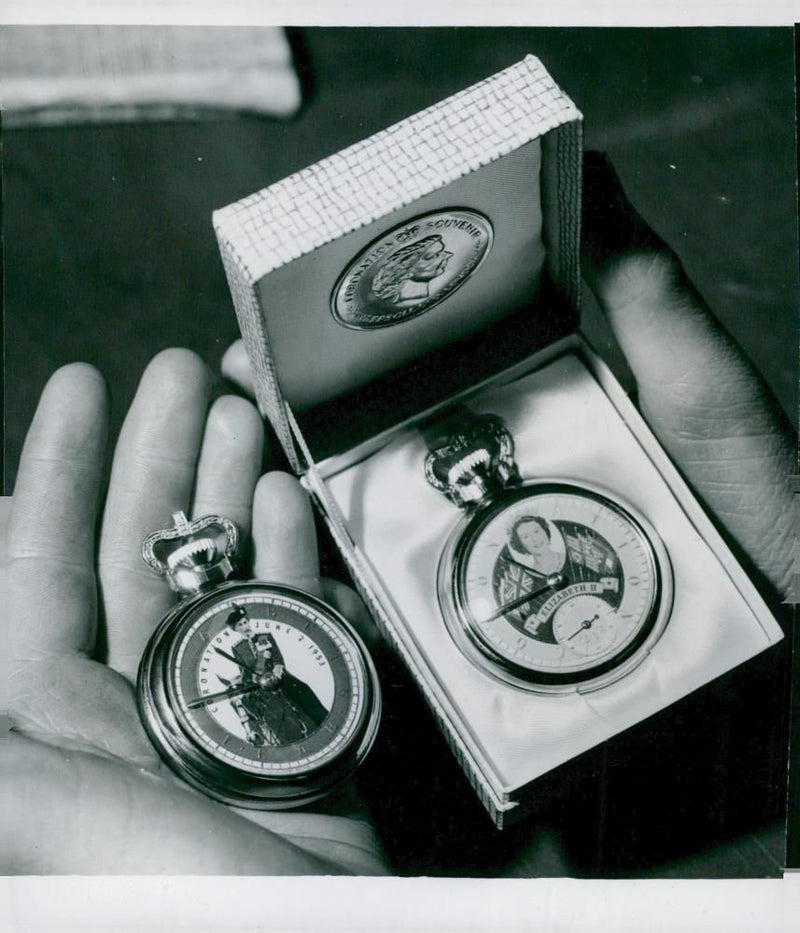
left=446, top=482, right=670, bottom=690
left=168, top=587, right=369, bottom=776
left=138, top=581, right=380, bottom=806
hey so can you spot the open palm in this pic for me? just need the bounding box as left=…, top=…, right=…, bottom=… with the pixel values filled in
left=4, top=154, right=793, bottom=877
left=3, top=349, right=387, bottom=875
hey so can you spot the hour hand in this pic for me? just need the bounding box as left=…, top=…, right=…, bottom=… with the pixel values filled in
left=478, top=572, right=567, bottom=625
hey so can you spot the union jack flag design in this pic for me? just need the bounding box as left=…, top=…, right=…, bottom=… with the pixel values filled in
left=492, top=555, right=557, bottom=642
left=496, top=561, right=536, bottom=621
left=491, top=521, right=624, bottom=643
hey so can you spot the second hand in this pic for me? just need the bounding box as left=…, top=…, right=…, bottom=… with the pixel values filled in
left=568, top=615, right=599, bottom=640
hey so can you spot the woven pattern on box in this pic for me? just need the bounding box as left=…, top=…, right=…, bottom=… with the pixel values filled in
left=217, top=235, right=298, bottom=459
left=556, top=121, right=583, bottom=311
left=215, top=55, right=580, bottom=282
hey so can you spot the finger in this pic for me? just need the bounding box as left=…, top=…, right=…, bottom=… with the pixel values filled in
left=321, top=578, right=382, bottom=654
left=221, top=339, right=255, bottom=397
left=581, top=151, right=794, bottom=598
left=8, top=364, right=108, bottom=667
left=99, top=348, right=214, bottom=680
left=251, top=472, right=321, bottom=597
left=191, top=394, right=264, bottom=537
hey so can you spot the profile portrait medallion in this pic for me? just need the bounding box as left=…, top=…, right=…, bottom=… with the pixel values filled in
left=331, top=209, right=493, bottom=330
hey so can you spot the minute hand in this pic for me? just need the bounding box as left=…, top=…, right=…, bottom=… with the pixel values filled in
left=477, top=572, right=567, bottom=626
left=213, top=645, right=260, bottom=677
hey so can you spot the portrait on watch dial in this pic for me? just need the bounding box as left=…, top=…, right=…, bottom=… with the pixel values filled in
left=222, top=605, right=328, bottom=747
left=505, top=514, right=566, bottom=576
left=203, top=603, right=332, bottom=749
left=491, top=510, right=624, bottom=649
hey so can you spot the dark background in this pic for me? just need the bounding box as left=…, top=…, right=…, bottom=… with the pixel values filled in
left=2, top=27, right=797, bottom=877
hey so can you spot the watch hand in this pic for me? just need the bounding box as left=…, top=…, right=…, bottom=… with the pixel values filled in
left=477, top=572, right=567, bottom=625
left=568, top=614, right=599, bottom=640
left=213, top=645, right=260, bottom=677
left=186, top=682, right=259, bottom=709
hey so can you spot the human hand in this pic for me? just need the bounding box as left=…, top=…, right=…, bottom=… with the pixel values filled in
left=580, top=151, right=794, bottom=605
left=3, top=349, right=387, bottom=875
left=221, top=156, right=794, bottom=607
left=216, top=151, right=793, bottom=881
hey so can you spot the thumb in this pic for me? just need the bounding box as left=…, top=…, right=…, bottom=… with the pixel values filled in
left=580, top=151, right=794, bottom=601
left=222, top=339, right=255, bottom=398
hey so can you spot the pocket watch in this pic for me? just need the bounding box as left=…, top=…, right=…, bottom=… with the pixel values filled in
left=137, top=511, right=381, bottom=809
left=424, top=409, right=673, bottom=693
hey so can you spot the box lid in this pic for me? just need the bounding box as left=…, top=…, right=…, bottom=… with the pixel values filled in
left=215, top=55, right=582, bottom=469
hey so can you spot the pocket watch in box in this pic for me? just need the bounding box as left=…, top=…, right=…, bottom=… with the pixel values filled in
left=214, top=54, right=783, bottom=825
left=425, top=409, right=674, bottom=693
left=136, top=511, right=381, bottom=809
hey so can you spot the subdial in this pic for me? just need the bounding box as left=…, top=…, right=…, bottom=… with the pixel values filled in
left=552, top=595, right=619, bottom=658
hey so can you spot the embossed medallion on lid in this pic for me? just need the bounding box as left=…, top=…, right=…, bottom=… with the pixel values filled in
left=331, top=209, right=493, bottom=329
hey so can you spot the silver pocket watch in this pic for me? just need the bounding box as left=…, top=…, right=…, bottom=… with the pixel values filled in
left=137, top=512, right=381, bottom=809
left=425, top=409, right=673, bottom=693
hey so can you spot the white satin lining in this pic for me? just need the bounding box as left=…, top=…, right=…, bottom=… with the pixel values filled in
left=325, top=352, right=774, bottom=793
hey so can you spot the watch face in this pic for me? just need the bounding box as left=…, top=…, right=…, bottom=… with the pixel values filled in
left=440, top=482, right=672, bottom=692
left=138, top=582, right=380, bottom=807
